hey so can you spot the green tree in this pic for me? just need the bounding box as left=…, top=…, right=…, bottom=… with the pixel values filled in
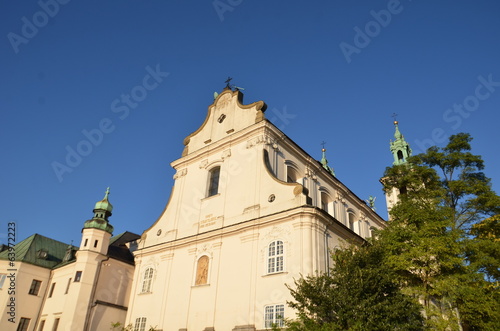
left=286, top=243, right=424, bottom=331
left=381, top=133, right=500, bottom=330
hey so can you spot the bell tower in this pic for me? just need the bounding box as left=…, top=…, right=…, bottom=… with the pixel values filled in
left=384, top=121, right=412, bottom=217
left=79, top=187, right=114, bottom=255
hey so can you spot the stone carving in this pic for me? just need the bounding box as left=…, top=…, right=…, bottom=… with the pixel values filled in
left=173, top=168, right=187, bottom=179
left=222, top=149, right=232, bottom=159
left=199, top=159, right=208, bottom=169
left=195, top=255, right=209, bottom=285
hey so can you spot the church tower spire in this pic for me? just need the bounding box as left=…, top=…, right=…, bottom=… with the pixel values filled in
left=320, top=145, right=335, bottom=177
left=384, top=120, right=413, bottom=219
left=80, top=188, right=114, bottom=254
left=390, top=120, right=412, bottom=165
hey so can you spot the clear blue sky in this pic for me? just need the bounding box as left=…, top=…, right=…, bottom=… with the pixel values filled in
left=1, top=0, right=499, bottom=246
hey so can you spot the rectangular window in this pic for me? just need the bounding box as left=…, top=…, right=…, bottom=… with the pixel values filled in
left=84, top=238, right=88, bottom=247
left=207, top=166, right=220, bottom=197
left=0, top=274, right=7, bottom=289
left=134, top=317, right=147, bottom=331
left=38, top=320, right=46, bottom=331
left=94, top=240, right=98, bottom=248
left=52, top=318, right=60, bottom=331
left=65, top=278, right=72, bottom=294
left=267, top=241, right=284, bottom=274
left=48, top=283, right=56, bottom=298
left=29, top=279, right=42, bottom=296
left=74, top=271, right=82, bottom=282
left=264, top=304, right=284, bottom=328
left=17, top=317, right=30, bottom=331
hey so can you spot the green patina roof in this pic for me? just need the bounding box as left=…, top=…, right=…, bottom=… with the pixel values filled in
left=0, top=234, right=75, bottom=269
left=94, top=187, right=113, bottom=214
left=83, top=218, right=114, bottom=234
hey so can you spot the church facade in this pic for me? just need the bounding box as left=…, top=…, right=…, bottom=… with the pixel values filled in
left=0, top=88, right=410, bottom=331
left=124, top=88, right=387, bottom=331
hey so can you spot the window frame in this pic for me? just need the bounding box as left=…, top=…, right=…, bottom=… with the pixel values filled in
left=207, top=166, right=221, bottom=197
left=141, top=268, right=154, bottom=293
left=28, top=279, right=42, bottom=296
left=52, top=318, right=60, bottom=331
left=17, top=317, right=31, bottom=331
left=74, top=271, right=82, bottom=282
left=134, top=317, right=147, bottom=331
left=267, top=240, right=284, bottom=274
left=48, top=282, right=56, bottom=298
left=264, top=304, right=285, bottom=328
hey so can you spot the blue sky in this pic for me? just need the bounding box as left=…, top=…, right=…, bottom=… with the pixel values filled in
left=1, top=0, right=499, bottom=246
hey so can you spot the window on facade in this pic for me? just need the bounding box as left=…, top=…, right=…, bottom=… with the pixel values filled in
left=134, top=317, right=147, bottom=331
left=16, top=318, right=30, bottom=331
left=52, top=318, right=60, bottom=331
left=195, top=255, right=209, bottom=285
left=65, top=278, right=72, bottom=294
left=141, top=268, right=154, bottom=293
left=74, top=271, right=82, bottom=282
left=286, top=166, right=298, bottom=183
left=48, top=283, right=56, bottom=298
left=29, top=279, right=42, bottom=295
left=0, top=274, right=7, bottom=289
left=264, top=304, right=284, bottom=328
left=38, top=320, right=46, bottom=331
left=267, top=241, right=284, bottom=274
left=207, top=166, right=221, bottom=197
left=94, top=240, right=98, bottom=248
left=320, top=192, right=330, bottom=213
left=84, top=238, right=88, bottom=247
left=348, top=212, right=356, bottom=232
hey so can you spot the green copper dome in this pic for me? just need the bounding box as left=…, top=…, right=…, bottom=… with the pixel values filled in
left=94, top=187, right=113, bottom=214
left=83, top=187, right=114, bottom=234
left=83, top=218, right=114, bottom=234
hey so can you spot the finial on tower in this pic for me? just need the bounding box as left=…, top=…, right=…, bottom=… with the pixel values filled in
left=320, top=141, right=335, bottom=177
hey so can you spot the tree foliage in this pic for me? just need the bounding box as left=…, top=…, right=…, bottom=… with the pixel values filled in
left=286, top=244, right=424, bottom=331
left=381, top=133, right=500, bottom=330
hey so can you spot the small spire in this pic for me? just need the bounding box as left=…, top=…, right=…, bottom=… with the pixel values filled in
left=389, top=119, right=412, bottom=166
left=103, top=187, right=110, bottom=200
left=320, top=143, right=336, bottom=177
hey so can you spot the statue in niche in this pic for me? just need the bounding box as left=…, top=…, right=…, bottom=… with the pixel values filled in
left=195, top=256, right=209, bottom=285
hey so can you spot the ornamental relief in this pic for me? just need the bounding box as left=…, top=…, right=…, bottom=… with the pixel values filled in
left=173, top=168, right=187, bottom=179
left=246, top=134, right=273, bottom=149
left=215, top=93, right=231, bottom=109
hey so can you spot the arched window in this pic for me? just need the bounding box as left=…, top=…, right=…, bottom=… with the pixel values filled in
left=195, top=256, right=209, bottom=285
left=141, top=268, right=153, bottom=293
left=397, top=150, right=404, bottom=163
left=348, top=212, right=356, bottom=232
left=207, top=166, right=221, bottom=197
left=320, top=191, right=330, bottom=213
left=286, top=166, right=298, bottom=183
left=267, top=241, right=284, bottom=273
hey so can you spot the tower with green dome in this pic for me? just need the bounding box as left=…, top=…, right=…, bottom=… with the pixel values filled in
left=384, top=120, right=413, bottom=219
left=390, top=120, right=412, bottom=166
left=80, top=188, right=114, bottom=254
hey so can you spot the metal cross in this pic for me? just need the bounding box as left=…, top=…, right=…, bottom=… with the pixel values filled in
left=391, top=113, right=398, bottom=121
left=321, top=141, right=326, bottom=149
left=225, top=77, right=233, bottom=88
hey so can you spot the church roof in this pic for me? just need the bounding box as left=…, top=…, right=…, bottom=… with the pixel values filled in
left=0, top=234, right=71, bottom=269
